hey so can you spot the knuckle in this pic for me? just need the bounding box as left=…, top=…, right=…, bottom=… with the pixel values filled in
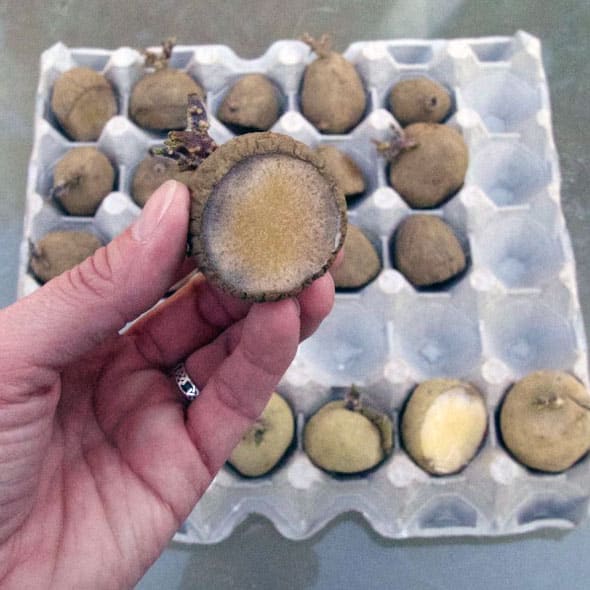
left=64, top=245, right=117, bottom=301
left=214, top=373, right=261, bottom=422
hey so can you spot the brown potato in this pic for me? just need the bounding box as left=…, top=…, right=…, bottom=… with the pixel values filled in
left=300, top=34, right=366, bottom=134
left=51, top=67, right=117, bottom=141
left=389, top=77, right=451, bottom=125
left=131, top=155, right=195, bottom=207
left=217, top=74, right=281, bottom=132
left=331, top=225, right=381, bottom=289
left=228, top=392, right=295, bottom=477
left=315, top=145, right=365, bottom=199
left=130, top=69, right=204, bottom=130
left=500, top=371, right=590, bottom=472
left=30, top=230, right=103, bottom=284
left=52, top=147, right=115, bottom=216
left=394, top=215, right=466, bottom=287
left=389, top=123, right=468, bottom=208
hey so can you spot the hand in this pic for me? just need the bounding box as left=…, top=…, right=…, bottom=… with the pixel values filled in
left=0, top=180, right=335, bottom=589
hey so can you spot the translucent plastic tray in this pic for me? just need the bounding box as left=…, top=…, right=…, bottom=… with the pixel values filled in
left=19, top=32, right=589, bottom=543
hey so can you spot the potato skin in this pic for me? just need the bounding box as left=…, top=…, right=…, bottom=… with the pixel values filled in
left=500, top=371, right=590, bottom=472
left=315, top=145, right=365, bottom=198
left=51, top=67, right=117, bottom=141
left=130, top=69, right=204, bottom=130
left=131, top=155, right=196, bottom=207
left=331, top=225, right=381, bottom=289
left=217, top=74, right=281, bottom=131
left=389, top=123, right=468, bottom=208
left=394, top=215, right=466, bottom=287
left=53, top=147, right=115, bottom=216
left=389, top=77, right=451, bottom=125
left=303, top=401, right=386, bottom=474
left=228, top=392, right=295, bottom=477
left=301, top=52, right=366, bottom=134
left=30, top=231, right=103, bottom=284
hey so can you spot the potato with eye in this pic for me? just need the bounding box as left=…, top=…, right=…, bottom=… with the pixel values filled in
left=131, top=155, right=196, bottom=207
left=303, top=388, right=393, bottom=474
left=500, top=371, right=590, bottom=472
left=130, top=39, right=204, bottom=131
left=391, top=123, right=467, bottom=208
left=130, top=69, right=204, bottom=131
left=30, top=231, right=103, bottom=284
left=52, top=147, right=115, bottom=216
left=51, top=67, right=117, bottom=141
left=389, top=77, right=451, bottom=125
left=228, top=392, right=295, bottom=477
left=300, top=34, right=366, bottom=134
left=376, top=122, right=468, bottom=208
left=217, top=74, right=282, bottom=132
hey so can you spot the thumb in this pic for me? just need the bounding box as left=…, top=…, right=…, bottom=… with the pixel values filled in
left=2, top=180, right=189, bottom=373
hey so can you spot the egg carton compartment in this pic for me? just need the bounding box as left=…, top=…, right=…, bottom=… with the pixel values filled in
left=18, top=33, right=590, bottom=543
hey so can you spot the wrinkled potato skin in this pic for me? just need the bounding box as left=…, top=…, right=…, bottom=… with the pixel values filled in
left=131, top=155, right=196, bottom=207
left=394, top=215, right=466, bottom=287
left=30, top=231, right=103, bottom=284
left=130, top=69, right=204, bottom=130
left=500, top=371, right=590, bottom=472
left=390, top=77, right=451, bottom=125
left=53, top=147, right=115, bottom=216
left=331, top=225, right=381, bottom=289
left=228, top=392, right=295, bottom=477
left=315, top=145, right=365, bottom=198
left=390, top=123, right=468, bottom=208
left=217, top=74, right=281, bottom=131
left=301, top=53, right=366, bottom=134
left=303, top=401, right=385, bottom=474
left=51, top=67, right=117, bottom=141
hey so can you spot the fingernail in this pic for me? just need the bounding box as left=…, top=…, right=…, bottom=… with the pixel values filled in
left=132, top=180, right=179, bottom=242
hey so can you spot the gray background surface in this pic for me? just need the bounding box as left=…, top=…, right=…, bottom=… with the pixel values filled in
left=1, top=1, right=589, bottom=588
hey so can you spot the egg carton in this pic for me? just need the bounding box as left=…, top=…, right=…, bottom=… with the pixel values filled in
left=18, top=32, right=589, bottom=543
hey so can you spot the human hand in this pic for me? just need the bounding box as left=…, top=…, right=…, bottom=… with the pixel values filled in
left=0, top=180, right=335, bottom=589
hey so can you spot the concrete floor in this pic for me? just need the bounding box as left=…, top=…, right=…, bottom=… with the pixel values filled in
left=2, top=1, right=590, bottom=589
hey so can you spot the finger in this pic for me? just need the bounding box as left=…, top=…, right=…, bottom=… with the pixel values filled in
left=127, top=277, right=252, bottom=368
left=166, top=258, right=198, bottom=294
left=185, top=298, right=300, bottom=476
left=181, top=272, right=334, bottom=389
left=297, top=272, right=335, bottom=341
left=2, top=180, right=189, bottom=378
left=130, top=269, right=334, bottom=369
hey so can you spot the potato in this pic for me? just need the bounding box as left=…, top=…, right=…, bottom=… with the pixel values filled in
left=389, top=123, right=468, bottom=208
left=389, top=77, right=451, bottom=125
left=402, top=379, right=487, bottom=475
left=393, top=215, right=466, bottom=287
left=303, top=389, right=393, bottom=474
left=228, top=392, right=295, bottom=477
left=331, top=225, right=381, bottom=290
left=500, top=371, right=590, bottom=472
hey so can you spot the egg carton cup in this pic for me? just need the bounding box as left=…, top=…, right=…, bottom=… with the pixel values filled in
left=18, top=32, right=589, bottom=543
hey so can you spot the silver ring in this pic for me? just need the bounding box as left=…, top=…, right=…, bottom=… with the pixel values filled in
left=173, top=363, right=200, bottom=402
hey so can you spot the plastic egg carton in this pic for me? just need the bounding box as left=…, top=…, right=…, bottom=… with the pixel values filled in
left=19, top=31, right=589, bottom=542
